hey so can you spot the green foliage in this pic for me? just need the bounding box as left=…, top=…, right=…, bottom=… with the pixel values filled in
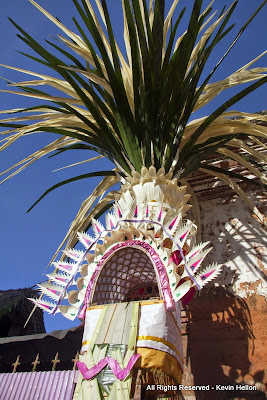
left=0, top=0, right=266, bottom=230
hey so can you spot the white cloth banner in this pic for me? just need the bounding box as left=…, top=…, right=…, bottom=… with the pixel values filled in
left=82, top=301, right=182, bottom=367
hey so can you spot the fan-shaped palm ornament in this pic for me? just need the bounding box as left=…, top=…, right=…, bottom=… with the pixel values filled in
left=1, top=0, right=266, bottom=398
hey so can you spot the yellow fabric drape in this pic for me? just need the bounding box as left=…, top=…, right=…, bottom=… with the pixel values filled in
left=135, top=347, right=183, bottom=384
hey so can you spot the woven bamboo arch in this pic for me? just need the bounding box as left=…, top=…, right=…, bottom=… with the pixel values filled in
left=85, top=240, right=175, bottom=310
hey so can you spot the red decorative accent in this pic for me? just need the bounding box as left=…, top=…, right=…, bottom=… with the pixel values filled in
left=79, top=240, right=175, bottom=319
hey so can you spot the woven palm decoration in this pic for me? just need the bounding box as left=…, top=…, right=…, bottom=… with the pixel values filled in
left=28, top=167, right=221, bottom=319
left=1, top=0, right=266, bottom=398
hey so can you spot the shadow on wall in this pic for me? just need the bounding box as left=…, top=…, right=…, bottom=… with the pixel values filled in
left=185, top=286, right=266, bottom=400
left=198, top=196, right=267, bottom=291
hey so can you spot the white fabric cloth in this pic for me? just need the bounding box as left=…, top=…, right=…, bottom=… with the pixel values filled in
left=82, top=308, right=103, bottom=352
left=82, top=301, right=183, bottom=367
left=136, top=302, right=183, bottom=366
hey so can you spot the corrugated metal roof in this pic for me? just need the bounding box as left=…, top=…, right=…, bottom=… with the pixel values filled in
left=0, top=370, right=77, bottom=400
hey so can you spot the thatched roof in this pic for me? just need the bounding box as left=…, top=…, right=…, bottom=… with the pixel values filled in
left=0, top=288, right=33, bottom=318
left=0, top=288, right=45, bottom=337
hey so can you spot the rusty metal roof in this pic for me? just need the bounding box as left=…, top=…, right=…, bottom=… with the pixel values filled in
left=0, top=370, right=77, bottom=400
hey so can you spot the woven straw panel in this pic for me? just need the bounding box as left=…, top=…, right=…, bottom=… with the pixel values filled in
left=92, top=247, right=160, bottom=305
left=125, top=283, right=159, bottom=302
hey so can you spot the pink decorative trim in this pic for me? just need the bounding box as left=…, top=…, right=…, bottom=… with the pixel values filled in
left=77, top=354, right=140, bottom=381
left=200, top=268, right=216, bottom=281
left=79, top=240, right=175, bottom=319
left=157, top=206, right=163, bottom=222
left=52, top=217, right=200, bottom=316
left=168, top=216, right=177, bottom=230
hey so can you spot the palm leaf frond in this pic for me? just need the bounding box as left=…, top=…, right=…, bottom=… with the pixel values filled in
left=0, top=0, right=266, bottom=259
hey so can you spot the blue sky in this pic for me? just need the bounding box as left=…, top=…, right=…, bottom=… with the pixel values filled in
left=0, top=0, right=266, bottom=332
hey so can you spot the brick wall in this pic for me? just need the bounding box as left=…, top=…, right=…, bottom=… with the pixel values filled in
left=181, top=194, right=267, bottom=400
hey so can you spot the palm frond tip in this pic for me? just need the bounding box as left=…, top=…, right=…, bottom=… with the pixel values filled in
left=0, top=0, right=266, bottom=256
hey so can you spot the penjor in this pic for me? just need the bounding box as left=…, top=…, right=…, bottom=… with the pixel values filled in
left=0, top=0, right=266, bottom=398
left=32, top=166, right=222, bottom=398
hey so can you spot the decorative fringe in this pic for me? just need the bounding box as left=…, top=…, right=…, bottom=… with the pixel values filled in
left=139, top=367, right=179, bottom=386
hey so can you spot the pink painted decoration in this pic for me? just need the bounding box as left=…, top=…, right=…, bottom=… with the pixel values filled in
left=77, top=354, right=140, bottom=381
left=179, top=230, right=189, bottom=242
left=47, top=273, right=70, bottom=285
left=28, top=298, right=56, bottom=313
left=188, top=250, right=199, bottom=260
left=78, top=233, right=94, bottom=248
left=54, top=262, right=75, bottom=273
left=64, top=249, right=84, bottom=261
left=94, top=222, right=102, bottom=234
left=200, top=268, right=216, bottom=281
left=117, top=206, right=122, bottom=218
left=39, top=302, right=54, bottom=311
left=157, top=207, right=163, bottom=222
left=168, top=216, right=178, bottom=231
left=196, top=264, right=222, bottom=288
left=188, top=258, right=203, bottom=272
left=46, top=287, right=61, bottom=297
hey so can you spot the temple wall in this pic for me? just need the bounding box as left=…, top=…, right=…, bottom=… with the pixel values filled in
left=181, top=195, right=267, bottom=400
